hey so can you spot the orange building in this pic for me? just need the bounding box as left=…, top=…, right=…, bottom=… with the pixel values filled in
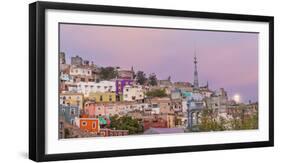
left=79, top=118, right=99, bottom=133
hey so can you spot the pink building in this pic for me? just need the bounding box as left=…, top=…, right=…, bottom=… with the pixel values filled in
left=84, top=101, right=113, bottom=117
left=84, top=101, right=97, bottom=117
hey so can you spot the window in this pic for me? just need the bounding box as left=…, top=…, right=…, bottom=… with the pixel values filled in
left=100, top=96, right=103, bottom=101
left=59, top=122, right=64, bottom=129
left=82, top=121, right=87, bottom=126
left=92, top=122, right=96, bottom=129
left=71, top=109, right=75, bottom=115
left=126, top=89, right=129, bottom=92
left=109, top=95, right=112, bottom=101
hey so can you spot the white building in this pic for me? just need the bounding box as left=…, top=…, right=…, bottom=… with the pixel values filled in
left=60, top=72, right=73, bottom=82
left=69, top=65, right=92, bottom=77
left=130, top=103, right=152, bottom=112
left=181, top=100, right=188, bottom=113
left=65, top=81, right=78, bottom=92
left=123, top=85, right=144, bottom=102
left=151, top=103, right=160, bottom=114
left=200, top=90, right=213, bottom=98
left=76, top=81, right=116, bottom=97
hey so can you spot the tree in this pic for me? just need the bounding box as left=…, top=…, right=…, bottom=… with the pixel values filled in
left=99, top=67, right=117, bottom=80
left=146, top=89, right=167, bottom=98
left=230, top=109, right=258, bottom=130
left=198, top=106, right=259, bottom=132
left=148, top=73, right=158, bottom=86
left=243, top=113, right=258, bottom=129
left=109, top=115, right=143, bottom=135
left=136, top=71, right=147, bottom=85
left=198, top=109, right=225, bottom=131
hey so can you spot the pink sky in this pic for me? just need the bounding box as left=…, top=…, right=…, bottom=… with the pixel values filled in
left=60, top=23, right=258, bottom=103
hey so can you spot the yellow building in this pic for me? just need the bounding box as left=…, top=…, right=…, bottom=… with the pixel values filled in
left=60, top=93, right=84, bottom=109
left=88, top=92, right=116, bottom=103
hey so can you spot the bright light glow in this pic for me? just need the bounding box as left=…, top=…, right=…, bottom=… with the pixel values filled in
left=233, top=94, right=241, bottom=103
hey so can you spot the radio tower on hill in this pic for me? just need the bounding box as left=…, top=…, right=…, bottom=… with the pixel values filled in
left=193, top=49, right=199, bottom=91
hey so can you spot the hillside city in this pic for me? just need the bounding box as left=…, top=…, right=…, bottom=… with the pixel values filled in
left=59, top=52, right=258, bottom=139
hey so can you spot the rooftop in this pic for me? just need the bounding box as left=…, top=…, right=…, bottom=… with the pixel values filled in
left=143, top=127, right=184, bottom=134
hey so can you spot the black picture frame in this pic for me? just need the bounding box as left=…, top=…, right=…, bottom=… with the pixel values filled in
left=29, top=1, right=274, bottom=162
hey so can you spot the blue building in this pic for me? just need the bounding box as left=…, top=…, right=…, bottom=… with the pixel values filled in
left=171, top=89, right=182, bottom=100
left=59, top=105, right=80, bottom=125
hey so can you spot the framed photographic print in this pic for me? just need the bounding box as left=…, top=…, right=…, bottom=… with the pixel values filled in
left=29, top=1, right=274, bottom=162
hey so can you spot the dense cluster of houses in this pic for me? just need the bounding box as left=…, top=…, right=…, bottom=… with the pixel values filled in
left=59, top=52, right=258, bottom=139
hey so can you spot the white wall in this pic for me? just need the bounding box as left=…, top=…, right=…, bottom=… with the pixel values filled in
left=76, top=81, right=116, bottom=96
left=123, top=85, right=144, bottom=101
left=0, top=0, right=280, bottom=162
left=69, top=66, right=92, bottom=77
